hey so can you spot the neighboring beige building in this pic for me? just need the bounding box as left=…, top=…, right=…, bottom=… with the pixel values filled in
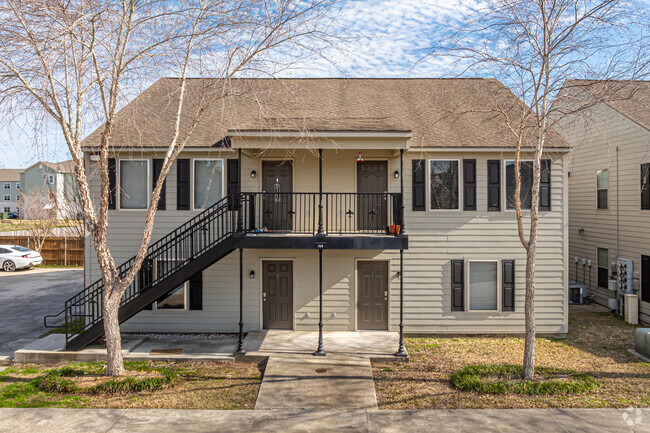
left=64, top=79, right=571, bottom=350
left=555, top=80, right=650, bottom=324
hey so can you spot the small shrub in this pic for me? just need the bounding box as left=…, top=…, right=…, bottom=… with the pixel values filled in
left=89, top=371, right=176, bottom=394
left=33, top=375, right=79, bottom=393
left=451, top=364, right=599, bottom=395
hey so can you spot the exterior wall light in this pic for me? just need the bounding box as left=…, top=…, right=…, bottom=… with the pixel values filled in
left=394, top=170, right=400, bottom=179
left=249, top=270, right=255, bottom=279
left=250, top=170, right=256, bottom=178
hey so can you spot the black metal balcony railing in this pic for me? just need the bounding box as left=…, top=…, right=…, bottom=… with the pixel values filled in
left=240, top=192, right=404, bottom=235
left=59, top=191, right=404, bottom=349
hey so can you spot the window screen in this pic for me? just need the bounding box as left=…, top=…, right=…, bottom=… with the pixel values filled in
left=469, top=261, right=498, bottom=311
left=120, top=160, right=148, bottom=209
left=505, top=161, right=533, bottom=210
left=194, top=160, right=223, bottom=209
left=429, top=160, right=459, bottom=210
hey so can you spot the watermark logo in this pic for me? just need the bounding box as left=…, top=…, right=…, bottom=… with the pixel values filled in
left=622, top=407, right=643, bottom=427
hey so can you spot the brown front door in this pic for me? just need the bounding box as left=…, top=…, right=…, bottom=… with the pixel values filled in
left=357, top=261, right=388, bottom=330
left=262, top=260, right=293, bottom=329
left=357, top=161, right=387, bottom=231
left=262, top=161, right=293, bottom=231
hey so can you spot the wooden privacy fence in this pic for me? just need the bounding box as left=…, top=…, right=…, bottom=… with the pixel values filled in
left=0, top=236, right=84, bottom=266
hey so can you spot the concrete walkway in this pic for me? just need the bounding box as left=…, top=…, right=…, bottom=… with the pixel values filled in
left=1, top=408, right=648, bottom=432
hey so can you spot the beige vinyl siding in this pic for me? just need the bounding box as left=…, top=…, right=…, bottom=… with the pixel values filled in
left=84, top=146, right=568, bottom=335
left=556, top=98, right=650, bottom=323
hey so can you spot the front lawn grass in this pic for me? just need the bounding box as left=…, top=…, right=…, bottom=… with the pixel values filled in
left=373, top=308, right=650, bottom=409
left=0, top=360, right=261, bottom=409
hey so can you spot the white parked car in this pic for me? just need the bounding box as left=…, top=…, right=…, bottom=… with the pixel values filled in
left=0, top=245, right=43, bottom=272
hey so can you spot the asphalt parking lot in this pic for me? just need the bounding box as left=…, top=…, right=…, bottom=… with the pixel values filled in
left=0, top=268, right=83, bottom=357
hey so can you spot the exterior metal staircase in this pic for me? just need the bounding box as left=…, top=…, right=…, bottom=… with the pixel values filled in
left=63, top=195, right=240, bottom=351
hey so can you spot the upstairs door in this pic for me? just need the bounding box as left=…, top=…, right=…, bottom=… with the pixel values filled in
left=262, top=260, right=293, bottom=329
left=262, top=161, right=293, bottom=231
left=357, top=260, right=389, bottom=330
left=357, top=161, right=387, bottom=231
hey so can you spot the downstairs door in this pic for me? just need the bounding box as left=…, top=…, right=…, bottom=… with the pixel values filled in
left=357, top=260, right=388, bottom=330
left=262, top=260, right=293, bottom=329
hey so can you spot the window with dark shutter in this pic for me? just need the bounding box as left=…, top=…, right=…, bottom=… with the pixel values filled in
left=176, top=159, right=190, bottom=210
left=502, top=260, right=515, bottom=311
left=189, top=272, right=203, bottom=310
left=539, top=160, right=551, bottom=211
left=641, top=163, right=650, bottom=210
left=463, top=159, right=476, bottom=211
left=227, top=159, right=240, bottom=210
left=487, top=160, right=500, bottom=211
left=642, top=255, right=650, bottom=303
left=108, top=158, right=116, bottom=210
left=152, top=159, right=166, bottom=210
left=412, top=159, right=426, bottom=211
left=451, top=259, right=464, bottom=311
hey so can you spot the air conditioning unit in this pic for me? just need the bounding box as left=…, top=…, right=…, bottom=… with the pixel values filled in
left=569, top=282, right=586, bottom=304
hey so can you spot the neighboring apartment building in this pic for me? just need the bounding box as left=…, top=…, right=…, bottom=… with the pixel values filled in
left=20, top=160, right=80, bottom=219
left=62, top=78, right=570, bottom=351
left=0, top=169, right=21, bottom=215
left=555, top=80, right=650, bottom=324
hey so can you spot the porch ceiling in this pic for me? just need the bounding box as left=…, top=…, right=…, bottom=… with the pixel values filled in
left=229, top=131, right=411, bottom=150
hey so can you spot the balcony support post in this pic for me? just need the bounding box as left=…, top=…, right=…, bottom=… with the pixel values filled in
left=313, top=248, right=326, bottom=356
left=317, top=149, right=324, bottom=235
left=400, top=148, right=405, bottom=234
left=236, top=149, right=244, bottom=233
left=236, top=248, right=246, bottom=354
left=395, top=248, right=407, bottom=357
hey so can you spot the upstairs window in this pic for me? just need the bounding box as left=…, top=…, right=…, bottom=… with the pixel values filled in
left=15, top=182, right=20, bottom=190
left=597, top=169, right=608, bottom=209
left=3, top=195, right=9, bottom=201
left=597, top=248, right=609, bottom=288
left=119, top=160, right=149, bottom=209
left=48, top=174, right=55, bottom=184
left=505, top=160, right=533, bottom=210
left=429, top=160, right=459, bottom=210
left=194, top=159, right=224, bottom=210
left=3, top=183, right=9, bottom=189
left=15, top=194, right=20, bottom=202
left=641, top=163, right=650, bottom=210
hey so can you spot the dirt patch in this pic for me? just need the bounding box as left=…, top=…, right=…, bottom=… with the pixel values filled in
left=373, top=310, right=650, bottom=409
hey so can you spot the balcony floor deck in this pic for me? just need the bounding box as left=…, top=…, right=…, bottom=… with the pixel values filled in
left=234, top=232, right=408, bottom=250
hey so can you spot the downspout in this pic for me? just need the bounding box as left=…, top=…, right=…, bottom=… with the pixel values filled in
left=616, top=146, right=620, bottom=259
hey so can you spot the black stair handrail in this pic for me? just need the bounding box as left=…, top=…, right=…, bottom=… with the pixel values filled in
left=63, top=194, right=238, bottom=345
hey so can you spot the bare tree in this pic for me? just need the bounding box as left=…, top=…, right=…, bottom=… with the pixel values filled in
left=18, top=187, right=58, bottom=252
left=429, top=0, right=648, bottom=380
left=0, top=0, right=337, bottom=375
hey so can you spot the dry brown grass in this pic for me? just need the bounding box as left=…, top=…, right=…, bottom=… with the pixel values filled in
left=373, top=308, right=650, bottom=409
left=0, top=361, right=261, bottom=409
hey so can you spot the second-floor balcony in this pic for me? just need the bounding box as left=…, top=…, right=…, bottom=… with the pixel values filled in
left=238, top=192, right=404, bottom=236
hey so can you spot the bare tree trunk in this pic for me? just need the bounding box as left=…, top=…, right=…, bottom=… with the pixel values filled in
left=103, top=291, right=124, bottom=376
left=523, top=244, right=536, bottom=380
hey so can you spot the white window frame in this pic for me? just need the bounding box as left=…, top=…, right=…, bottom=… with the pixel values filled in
left=467, top=259, right=500, bottom=312
left=15, top=182, right=20, bottom=190
left=504, top=159, right=534, bottom=212
left=192, top=158, right=225, bottom=211
left=153, top=259, right=188, bottom=312
left=427, top=159, right=461, bottom=212
left=3, top=207, right=10, bottom=213
left=48, top=174, right=55, bottom=184
left=15, top=194, right=20, bottom=202
left=596, top=168, right=608, bottom=210
left=3, top=183, right=9, bottom=189
left=118, top=159, right=150, bottom=211
left=3, top=195, right=10, bottom=201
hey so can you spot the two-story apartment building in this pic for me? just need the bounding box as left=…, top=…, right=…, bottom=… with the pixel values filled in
left=20, top=160, right=80, bottom=219
left=0, top=169, right=21, bottom=215
left=555, top=80, right=650, bottom=324
left=62, top=78, right=570, bottom=351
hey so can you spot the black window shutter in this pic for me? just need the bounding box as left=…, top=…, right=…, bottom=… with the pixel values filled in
left=487, top=160, right=501, bottom=211
left=641, top=163, right=650, bottom=210
left=189, top=272, right=203, bottom=310
left=108, top=158, right=116, bottom=210
left=152, top=159, right=166, bottom=210
left=227, top=159, right=240, bottom=210
left=412, top=159, right=426, bottom=211
left=139, top=258, right=154, bottom=310
left=539, top=160, right=551, bottom=211
left=451, top=259, right=464, bottom=311
left=176, top=159, right=190, bottom=210
left=642, top=255, right=650, bottom=303
left=463, top=159, right=476, bottom=211
left=502, top=260, right=515, bottom=311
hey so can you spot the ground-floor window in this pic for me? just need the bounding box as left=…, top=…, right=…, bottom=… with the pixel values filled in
left=155, top=260, right=187, bottom=310
left=3, top=207, right=9, bottom=213
left=468, top=260, right=498, bottom=311
left=597, top=248, right=609, bottom=288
